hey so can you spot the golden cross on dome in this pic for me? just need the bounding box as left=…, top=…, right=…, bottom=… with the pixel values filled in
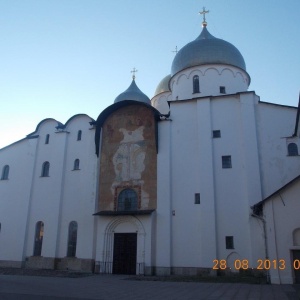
left=131, top=67, right=138, bottom=80
left=172, top=46, right=178, bottom=54
left=199, top=7, right=209, bottom=27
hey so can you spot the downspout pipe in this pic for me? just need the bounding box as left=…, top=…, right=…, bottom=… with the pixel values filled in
left=251, top=213, right=270, bottom=284
left=293, top=92, right=300, bottom=137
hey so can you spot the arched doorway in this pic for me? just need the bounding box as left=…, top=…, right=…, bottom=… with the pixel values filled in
left=113, top=232, right=137, bottom=274
left=101, top=216, right=145, bottom=275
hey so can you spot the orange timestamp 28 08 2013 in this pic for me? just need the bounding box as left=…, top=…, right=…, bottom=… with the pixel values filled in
left=213, top=259, right=300, bottom=270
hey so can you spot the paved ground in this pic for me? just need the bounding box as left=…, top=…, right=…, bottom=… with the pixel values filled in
left=0, top=274, right=300, bottom=300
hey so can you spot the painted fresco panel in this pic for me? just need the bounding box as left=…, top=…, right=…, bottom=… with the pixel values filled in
left=99, top=105, right=157, bottom=211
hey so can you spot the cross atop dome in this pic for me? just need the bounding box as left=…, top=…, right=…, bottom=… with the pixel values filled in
left=172, top=46, right=178, bottom=55
left=199, top=7, right=209, bottom=27
left=131, top=67, right=138, bottom=80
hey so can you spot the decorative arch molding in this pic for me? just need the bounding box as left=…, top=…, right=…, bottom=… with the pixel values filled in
left=235, top=71, right=247, bottom=83
left=105, top=215, right=146, bottom=234
left=203, top=67, right=222, bottom=76
left=187, top=68, right=205, bottom=79
left=220, top=67, right=236, bottom=77
left=101, top=216, right=146, bottom=274
left=170, top=79, right=176, bottom=91
left=219, top=67, right=248, bottom=84
left=174, top=72, right=188, bottom=85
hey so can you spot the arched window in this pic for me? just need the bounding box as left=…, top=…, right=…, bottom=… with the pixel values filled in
left=67, top=221, right=78, bottom=257
left=193, top=75, right=200, bottom=93
left=41, top=161, right=50, bottom=177
left=73, top=159, right=80, bottom=170
left=45, top=134, right=50, bottom=144
left=33, top=221, right=44, bottom=256
left=77, top=130, right=82, bottom=141
left=1, top=165, right=9, bottom=180
left=117, top=189, right=138, bottom=211
left=288, top=143, right=298, bottom=156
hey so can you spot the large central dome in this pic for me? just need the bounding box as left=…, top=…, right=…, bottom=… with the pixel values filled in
left=171, top=26, right=246, bottom=76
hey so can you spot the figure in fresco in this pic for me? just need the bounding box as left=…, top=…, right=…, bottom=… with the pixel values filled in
left=113, top=126, right=146, bottom=182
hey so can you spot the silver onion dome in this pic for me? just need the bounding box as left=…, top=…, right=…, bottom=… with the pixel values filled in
left=154, top=74, right=171, bottom=96
left=114, top=79, right=151, bottom=104
left=171, top=26, right=246, bottom=76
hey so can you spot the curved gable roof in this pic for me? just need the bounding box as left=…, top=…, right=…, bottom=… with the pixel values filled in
left=94, top=100, right=162, bottom=156
left=26, top=118, right=62, bottom=138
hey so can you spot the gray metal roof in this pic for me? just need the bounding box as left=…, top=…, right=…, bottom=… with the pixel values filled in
left=114, top=79, right=151, bottom=104
left=154, top=74, right=171, bottom=96
left=171, top=26, right=246, bottom=76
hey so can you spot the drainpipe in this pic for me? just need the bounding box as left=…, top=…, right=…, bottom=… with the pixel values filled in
left=251, top=213, right=270, bottom=284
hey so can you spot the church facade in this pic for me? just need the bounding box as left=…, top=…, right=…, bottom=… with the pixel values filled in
left=1, top=16, right=300, bottom=284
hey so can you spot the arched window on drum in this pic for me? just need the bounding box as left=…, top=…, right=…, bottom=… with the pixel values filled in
left=193, top=75, right=200, bottom=93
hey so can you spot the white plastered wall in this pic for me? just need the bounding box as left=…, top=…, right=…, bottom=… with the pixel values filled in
left=0, top=138, right=37, bottom=265
left=264, top=178, right=300, bottom=284
left=56, top=115, right=97, bottom=259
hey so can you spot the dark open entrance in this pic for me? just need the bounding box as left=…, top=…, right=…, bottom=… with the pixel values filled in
left=113, top=233, right=137, bottom=275
left=293, top=250, right=300, bottom=283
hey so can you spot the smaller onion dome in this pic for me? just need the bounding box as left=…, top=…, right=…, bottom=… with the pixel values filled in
left=114, top=79, right=150, bottom=104
left=154, top=74, right=171, bottom=96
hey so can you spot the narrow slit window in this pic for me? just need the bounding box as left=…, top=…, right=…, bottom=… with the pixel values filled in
left=67, top=221, right=78, bottom=257
left=73, top=159, right=80, bottom=170
left=77, top=130, right=82, bottom=141
left=193, top=75, right=200, bottom=93
left=1, top=165, right=9, bottom=180
left=45, top=134, right=50, bottom=144
left=195, top=193, right=200, bottom=204
left=33, top=221, right=44, bottom=256
left=41, top=161, right=50, bottom=177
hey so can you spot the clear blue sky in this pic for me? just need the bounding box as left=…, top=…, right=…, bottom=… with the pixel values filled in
left=1, top=0, right=300, bottom=149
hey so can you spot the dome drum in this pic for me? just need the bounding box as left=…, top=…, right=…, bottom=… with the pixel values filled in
left=170, top=64, right=249, bottom=100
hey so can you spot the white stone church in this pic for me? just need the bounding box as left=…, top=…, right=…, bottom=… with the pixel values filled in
left=1, top=13, right=300, bottom=284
